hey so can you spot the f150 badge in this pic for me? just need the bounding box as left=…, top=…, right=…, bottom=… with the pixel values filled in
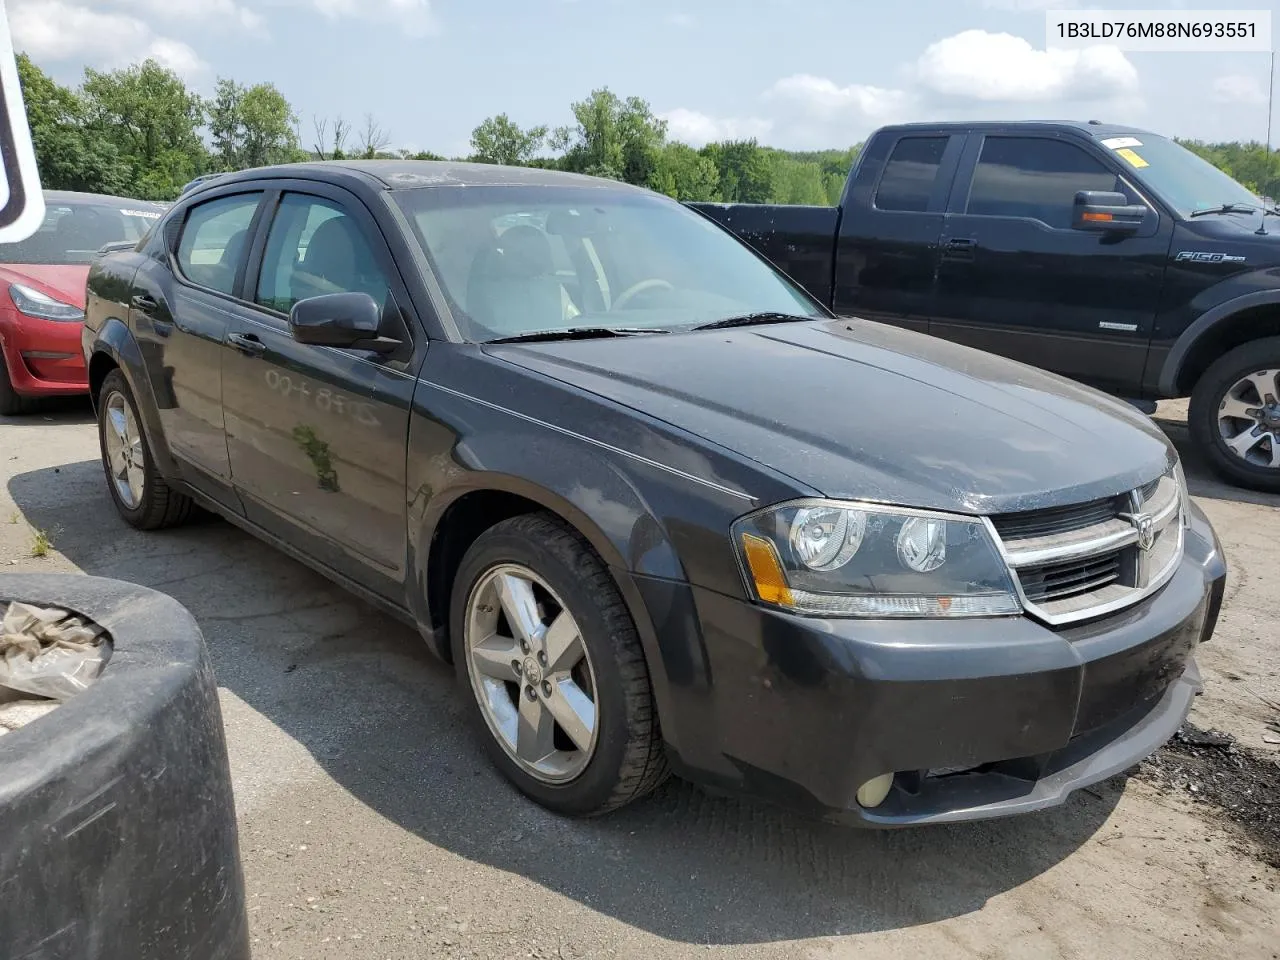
left=1175, top=251, right=1247, bottom=263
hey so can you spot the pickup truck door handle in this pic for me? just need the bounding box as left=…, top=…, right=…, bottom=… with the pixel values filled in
left=941, top=238, right=977, bottom=262
left=226, top=332, right=266, bottom=358
left=131, top=294, right=159, bottom=311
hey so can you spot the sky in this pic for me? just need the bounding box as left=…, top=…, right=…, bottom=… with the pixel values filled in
left=6, top=0, right=1279, bottom=157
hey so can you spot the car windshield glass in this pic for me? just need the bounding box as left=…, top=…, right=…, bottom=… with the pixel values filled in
left=1097, top=134, right=1261, bottom=217
left=0, top=199, right=164, bottom=265
left=393, top=185, right=825, bottom=342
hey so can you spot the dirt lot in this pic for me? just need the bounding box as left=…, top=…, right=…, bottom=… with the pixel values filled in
left=2, top=399, right=1278, bottom=960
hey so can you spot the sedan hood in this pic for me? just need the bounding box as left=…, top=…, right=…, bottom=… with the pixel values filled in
left=485, top=318, right=1174, bottom=515
left=0, top=264, right=89, bottom=309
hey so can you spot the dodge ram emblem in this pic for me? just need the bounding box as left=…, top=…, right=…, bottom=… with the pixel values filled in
left=1130, top=512, right=1156, bottom=551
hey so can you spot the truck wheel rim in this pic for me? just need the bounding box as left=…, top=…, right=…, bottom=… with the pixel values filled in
left=1217, top=368, right=1280, bottom=469
left=103, top=391, right=145, bottom=509
left=465, top=564, right=599, bottom=783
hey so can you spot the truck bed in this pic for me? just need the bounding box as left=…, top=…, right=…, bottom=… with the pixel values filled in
left=686, top=203, right=838, bottom=307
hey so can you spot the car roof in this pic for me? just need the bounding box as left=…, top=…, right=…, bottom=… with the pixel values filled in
left=43, top=189, right=167, bottom=208
left=210, top=160, right=650, bottom=193
left=876, top=120, right=1158, bottom=140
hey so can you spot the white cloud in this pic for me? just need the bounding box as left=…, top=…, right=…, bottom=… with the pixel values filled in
left=767, top=74, right=914, bottom=123
left=305, top=0, right=437, bottom=36
left=1212, top=73, right=1268, bottom=106
left=114, top=0, right=264, bottom=30
left=915, top=29, right=1137, bottom=102
left=660, top=108, right=772, bottom=146
left=9, top=1, right=206, bottom=76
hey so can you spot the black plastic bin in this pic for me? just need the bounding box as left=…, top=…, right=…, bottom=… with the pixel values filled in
left=0, top=574, right=249, bottom=960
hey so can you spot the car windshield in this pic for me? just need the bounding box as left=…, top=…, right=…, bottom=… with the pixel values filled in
left=1098, top=134, right=1262, bottom=217
left=393, top=185, right=825, bottom=342
left=1, top=199, right=164, bottom=265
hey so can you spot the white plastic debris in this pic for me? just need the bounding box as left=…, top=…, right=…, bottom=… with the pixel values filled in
left=0, top=601, right=110, bottom=701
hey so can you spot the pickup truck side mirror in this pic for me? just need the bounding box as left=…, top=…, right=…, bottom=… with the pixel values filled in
left=1072, top=191, right=1149, bottom=233
left=288, top=292, right=401, bottom=355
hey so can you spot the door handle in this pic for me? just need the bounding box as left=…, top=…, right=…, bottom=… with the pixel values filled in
left=131, top=294, right=159, bottom=311
left=226, top=332, right=266, bottom=357
left=941, top=238, right=977, bottom=262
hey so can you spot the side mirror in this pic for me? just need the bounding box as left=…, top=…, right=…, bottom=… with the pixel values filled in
left=1072, top=190, right=1149, bottom=233
left=288, top=292, right=400, bottom=354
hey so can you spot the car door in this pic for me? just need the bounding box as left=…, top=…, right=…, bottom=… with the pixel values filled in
left=129, top=189, right=266, bottom=512
left=831, top=132, right=964, bottom=333
left=220, top=185, right=422, bottom=599
left=931, top=134, right=1173, bottom=394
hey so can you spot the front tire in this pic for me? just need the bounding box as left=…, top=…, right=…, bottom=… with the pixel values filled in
left=1189, top=337, right=1280, bottom=493
left=0, top=356, right=34, bottom=416
left=97, top=369, right=193, bottom=529
left=449, top=512, right=669, bottom=816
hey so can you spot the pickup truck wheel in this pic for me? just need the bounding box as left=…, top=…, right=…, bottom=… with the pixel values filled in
left=1190, top=338, right=1280, bottom=492
left=97, top=369, right=193, bottom=529
left=450, top=513, right=669, bottom=816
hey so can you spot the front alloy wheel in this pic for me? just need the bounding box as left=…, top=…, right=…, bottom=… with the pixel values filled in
left=449, top=512, right=669, bottom=816
left=1190, top=338, right=1280, bottom=493
left=465, top=564, right=599, bottom=782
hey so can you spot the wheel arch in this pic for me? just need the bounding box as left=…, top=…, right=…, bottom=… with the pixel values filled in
left=87, top=318, right=177, bottom=478
left=412, top=473, right=680, bottom=674
left=1159, top=292, right=1280, bottom=396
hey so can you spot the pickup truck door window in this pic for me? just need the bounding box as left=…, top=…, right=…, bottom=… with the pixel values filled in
left=834, top=134, right=959, bottom=333
left=137, top=191, right=264, bottom=512
left=933, top=135, right=1171, bottom=394
left=221, top=190, right=419, bottom=598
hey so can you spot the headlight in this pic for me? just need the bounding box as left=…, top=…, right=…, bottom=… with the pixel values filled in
left=9, top=283, right=85, bottom=322
left=731, top=499, right=1021, bottom=618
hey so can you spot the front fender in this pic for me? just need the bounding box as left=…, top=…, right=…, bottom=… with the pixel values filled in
left=1157, top=287, right=1280, bottom=396
left=89, top=317, right=178, bottom=480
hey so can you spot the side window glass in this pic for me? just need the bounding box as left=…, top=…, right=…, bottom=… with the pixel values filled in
left=255, top=193, right=391, bottom=316
left=967, top=137, right=1125, bottom=229
left=875, top=137, right=949, bottom=213
left=175, top=193, right=262, bottom=295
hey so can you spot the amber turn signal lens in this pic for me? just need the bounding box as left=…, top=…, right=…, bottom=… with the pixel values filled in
left=1082, top=211, right=1113, bottom=222
left=741, top=533, right=794, bottom=607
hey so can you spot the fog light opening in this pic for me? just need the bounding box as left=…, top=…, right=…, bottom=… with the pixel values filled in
left=856, top=773, right=894, bottom=809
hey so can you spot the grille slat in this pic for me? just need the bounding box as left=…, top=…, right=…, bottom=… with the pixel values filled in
left=991, top=497, right=1121, bottom=540
left=991, top=469, right=1184, bottom=627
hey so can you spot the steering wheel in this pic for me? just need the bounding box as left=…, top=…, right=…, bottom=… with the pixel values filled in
left=611, top=278, right=674, bottom=311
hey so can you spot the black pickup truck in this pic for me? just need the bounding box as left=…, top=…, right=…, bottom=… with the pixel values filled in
left=691, top=121, right=1280, bottom=492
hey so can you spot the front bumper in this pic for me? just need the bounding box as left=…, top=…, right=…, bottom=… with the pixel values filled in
left=631, top=503, right=1226, bottom=826
left=0, top=312, right=88, bottom=396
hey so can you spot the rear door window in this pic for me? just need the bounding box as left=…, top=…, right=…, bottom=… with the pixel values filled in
left=175, top=193, right=262, bottom=296
left=875, top=137, right=949, bottom=212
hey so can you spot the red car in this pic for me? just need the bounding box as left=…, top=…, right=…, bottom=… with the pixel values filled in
left=0, top=191, right=166, bottom=414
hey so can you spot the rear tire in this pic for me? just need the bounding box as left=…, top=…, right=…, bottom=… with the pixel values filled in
left=1189, top=337, right=1280, bottom=493
left=97, top=369, right=193, bottom=530
left=449, top=512, right=669, bottom=816
left=0, top=356, right=34, bottom=416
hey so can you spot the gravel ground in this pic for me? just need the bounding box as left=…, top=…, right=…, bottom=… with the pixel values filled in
left=2, top=398, right=1278, bottom=960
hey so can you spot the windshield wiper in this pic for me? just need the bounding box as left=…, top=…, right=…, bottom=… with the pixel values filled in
left=692, top=312, right=817, bottom=332
left=486, top=326, right=670, bottom=345
left=1189, top=202, right=1259, bottom=218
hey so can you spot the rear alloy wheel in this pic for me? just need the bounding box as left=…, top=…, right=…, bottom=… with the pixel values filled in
left=97, top=369, right=193, bottom=529
left=450, top=513, right=669, bottom=816
left=1190, top=337, right=1280, bottom=493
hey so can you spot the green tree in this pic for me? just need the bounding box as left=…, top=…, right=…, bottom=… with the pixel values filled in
left=208, top=77, right=301, bottom=171
left=15, top=54, right=130, bottom=193
left=80, top=59, right=207, bottom=198
left=768, top=154, right=828, bottom=205
left=557, top=88, right=667, bottom=187
left=652, top=142, right=720, bottom=201
left=470, top=113, right=548, bottom=166
left=701, top=139, right=775, bottom=203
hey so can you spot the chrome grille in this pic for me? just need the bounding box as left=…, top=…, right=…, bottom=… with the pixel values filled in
left=990, top=468, right=1185, bottom=626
